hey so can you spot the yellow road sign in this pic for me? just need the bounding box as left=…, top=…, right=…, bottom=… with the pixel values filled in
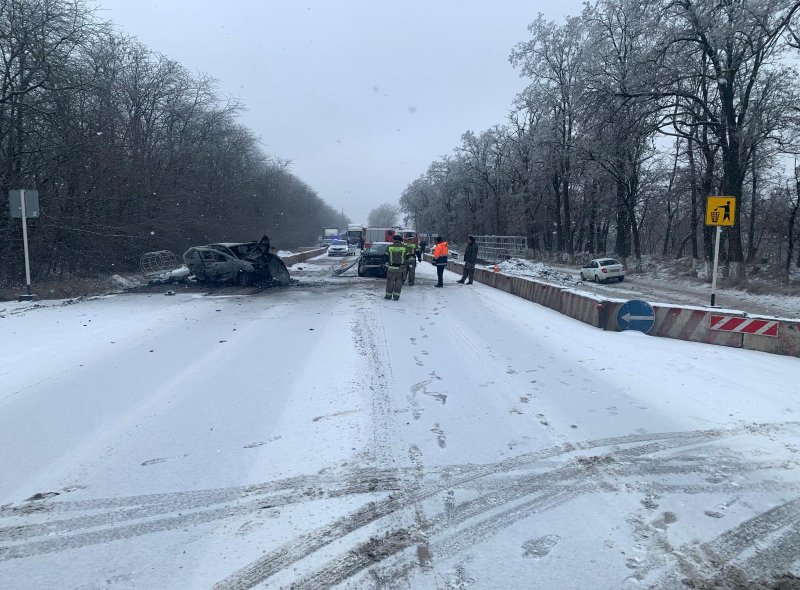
left=706, top=196, right=736, bottom=226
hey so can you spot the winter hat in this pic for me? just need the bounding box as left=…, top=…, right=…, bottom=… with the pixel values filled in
left=468, top=235, right=475, bottom=242
left=393, top=234, right=403, bottom=241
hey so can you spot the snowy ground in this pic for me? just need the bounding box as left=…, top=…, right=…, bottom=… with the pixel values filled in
left=1, top=256, right=799, bottom=589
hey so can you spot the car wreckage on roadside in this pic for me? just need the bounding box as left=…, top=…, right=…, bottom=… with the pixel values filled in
left=182, top=235, right=291, bottom=287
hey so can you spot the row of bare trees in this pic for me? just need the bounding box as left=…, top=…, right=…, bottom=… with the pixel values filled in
left=1, top=0, right=347, bottom=285
left=400, top=0, right=800, bottom=281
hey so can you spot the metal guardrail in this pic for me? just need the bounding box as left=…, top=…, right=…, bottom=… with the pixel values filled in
left=473, top=235, right=528, bottom=262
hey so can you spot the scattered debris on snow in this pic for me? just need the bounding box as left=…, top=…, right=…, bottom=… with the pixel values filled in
left=111, top=274, right=142, bottom=289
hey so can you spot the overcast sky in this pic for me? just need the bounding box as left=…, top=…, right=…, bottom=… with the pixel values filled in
left=94, top=1, right=584, bottom=225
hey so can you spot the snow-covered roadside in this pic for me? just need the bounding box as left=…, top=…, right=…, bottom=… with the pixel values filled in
left=476, top=256, right=800, bottom=320
left=1, top=261, right=799, bottom=589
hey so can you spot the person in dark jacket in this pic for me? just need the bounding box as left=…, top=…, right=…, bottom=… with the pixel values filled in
left=431, top=236, right=448, bottom=287
left=457, top=235, right=478, bottom=284
left=418, top=240, right=427, bottom=261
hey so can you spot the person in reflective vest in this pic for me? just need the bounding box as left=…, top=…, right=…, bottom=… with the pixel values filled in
left=385, top=234, right=407, bottom=300
left=403, top=239, right=420, bottom=285
left=431, top=236, right=448, bottom=287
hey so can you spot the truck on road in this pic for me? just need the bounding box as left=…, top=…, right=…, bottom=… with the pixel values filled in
left=346, top=224, right=365, bottom=246
left=321, top=228, right=339, bottom=246
left=364, top=227, right=397, bottom=247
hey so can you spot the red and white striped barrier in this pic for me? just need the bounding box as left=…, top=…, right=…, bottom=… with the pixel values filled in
left=710, top=315, right=779, bottom=337
left=651, top=306, right=745, bottom=348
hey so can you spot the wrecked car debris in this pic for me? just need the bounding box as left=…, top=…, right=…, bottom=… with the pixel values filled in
left=182, top=235, right=291, bottom=287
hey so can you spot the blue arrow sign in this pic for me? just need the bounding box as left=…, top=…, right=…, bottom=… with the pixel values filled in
left=617, top=300, right=655, bottom=334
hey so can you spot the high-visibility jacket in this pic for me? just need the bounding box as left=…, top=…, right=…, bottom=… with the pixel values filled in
left=404, top=242, right=419, bottom=263
left=432, top=241, right=448, bottom=266
left=386, top=243, right=407, bottom=267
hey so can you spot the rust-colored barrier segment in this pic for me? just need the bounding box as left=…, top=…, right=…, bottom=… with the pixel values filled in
left=560, top=289, right=602, bottom=327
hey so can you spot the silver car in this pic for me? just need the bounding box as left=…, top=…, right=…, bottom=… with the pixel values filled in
left=327, top=239, right=350, bottom=256
left=580, top=258, right=625, bottom=283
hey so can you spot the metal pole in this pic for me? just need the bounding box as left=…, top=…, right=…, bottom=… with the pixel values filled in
left=20, top=189, right=33, bottom=295
left=710, top=224, right=721, bottom=307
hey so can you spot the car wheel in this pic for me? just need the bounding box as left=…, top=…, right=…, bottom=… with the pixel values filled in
left=594, top=274, right=601, bottom=284
left=266, top=256, right=291, bottom=286
left=618, top=276, right=624, bottom=282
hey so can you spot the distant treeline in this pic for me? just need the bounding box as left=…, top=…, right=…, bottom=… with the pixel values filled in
left=402, top=0, right=800, bottom=281
left=0, top=0, right=347, bottom=285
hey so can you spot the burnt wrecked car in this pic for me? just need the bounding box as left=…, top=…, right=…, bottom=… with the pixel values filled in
left=182, top=235, right=291, bottom=287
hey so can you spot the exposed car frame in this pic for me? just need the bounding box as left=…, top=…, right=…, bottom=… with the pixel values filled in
left=183, top=235, right=291, bottom=287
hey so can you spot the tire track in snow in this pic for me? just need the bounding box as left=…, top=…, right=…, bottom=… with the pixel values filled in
left=2, top=424, right=797, bottom=587
left=213, top=426, right=776, bottom=589
left=644, top=497, right=800, bottom=589
left=0, top=472, right=405, bottom=545
left=285, top=431, right=729, bottom=588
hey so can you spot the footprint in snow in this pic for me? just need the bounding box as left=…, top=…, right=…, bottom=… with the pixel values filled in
left=522, top=534, right=560, bottom=558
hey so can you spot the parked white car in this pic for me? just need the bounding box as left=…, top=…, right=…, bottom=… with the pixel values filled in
left=580, top=258, right=625, bottom=283
left=327, top=239, right=350, bottom=256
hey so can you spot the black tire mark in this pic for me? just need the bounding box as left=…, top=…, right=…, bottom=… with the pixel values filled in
left=644, top=497, right=800, bottom=589
left=288, top=436, right=728, bottom=590
left=737, top=520, right=800, bottom=579
left=0, top=473, right=403, bottom=547
left=0, top=497, right=264, bottom=561
left=700, top=497, right=800, bottom=564
left=2, top=424, right=795, bottom=588
left=214, top=428, right=753, bottom=589
left=212, top=442, right=585, bottom=589
left=291, top=438, right=715, bottom=586
left=285, top=430, right=800, bottom=589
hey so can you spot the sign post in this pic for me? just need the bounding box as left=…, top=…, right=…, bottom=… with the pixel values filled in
left=705, top=196, right=736, bottom=307
left=8, top=189, right=40, bottom=301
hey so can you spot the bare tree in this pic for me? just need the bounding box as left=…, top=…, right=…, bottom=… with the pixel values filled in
left=368, top=203, right=400, bottom=227
left=512, top=15, right=590, bottom=264
left=625, top=0, right=800, bottom=280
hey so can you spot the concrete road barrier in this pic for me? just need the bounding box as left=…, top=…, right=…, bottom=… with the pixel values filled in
left=428, top=255, right=800, bottom=358
left=561, top=289, right=605, bottom=328
left=280, top=247, right=327, bottom=267
left=531, top=281, right=564, bottom=312
left=742, top=317, right=800, bottom=357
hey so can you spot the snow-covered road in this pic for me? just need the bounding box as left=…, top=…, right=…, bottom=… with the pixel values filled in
left=1, top=258, right=799, bottom=589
